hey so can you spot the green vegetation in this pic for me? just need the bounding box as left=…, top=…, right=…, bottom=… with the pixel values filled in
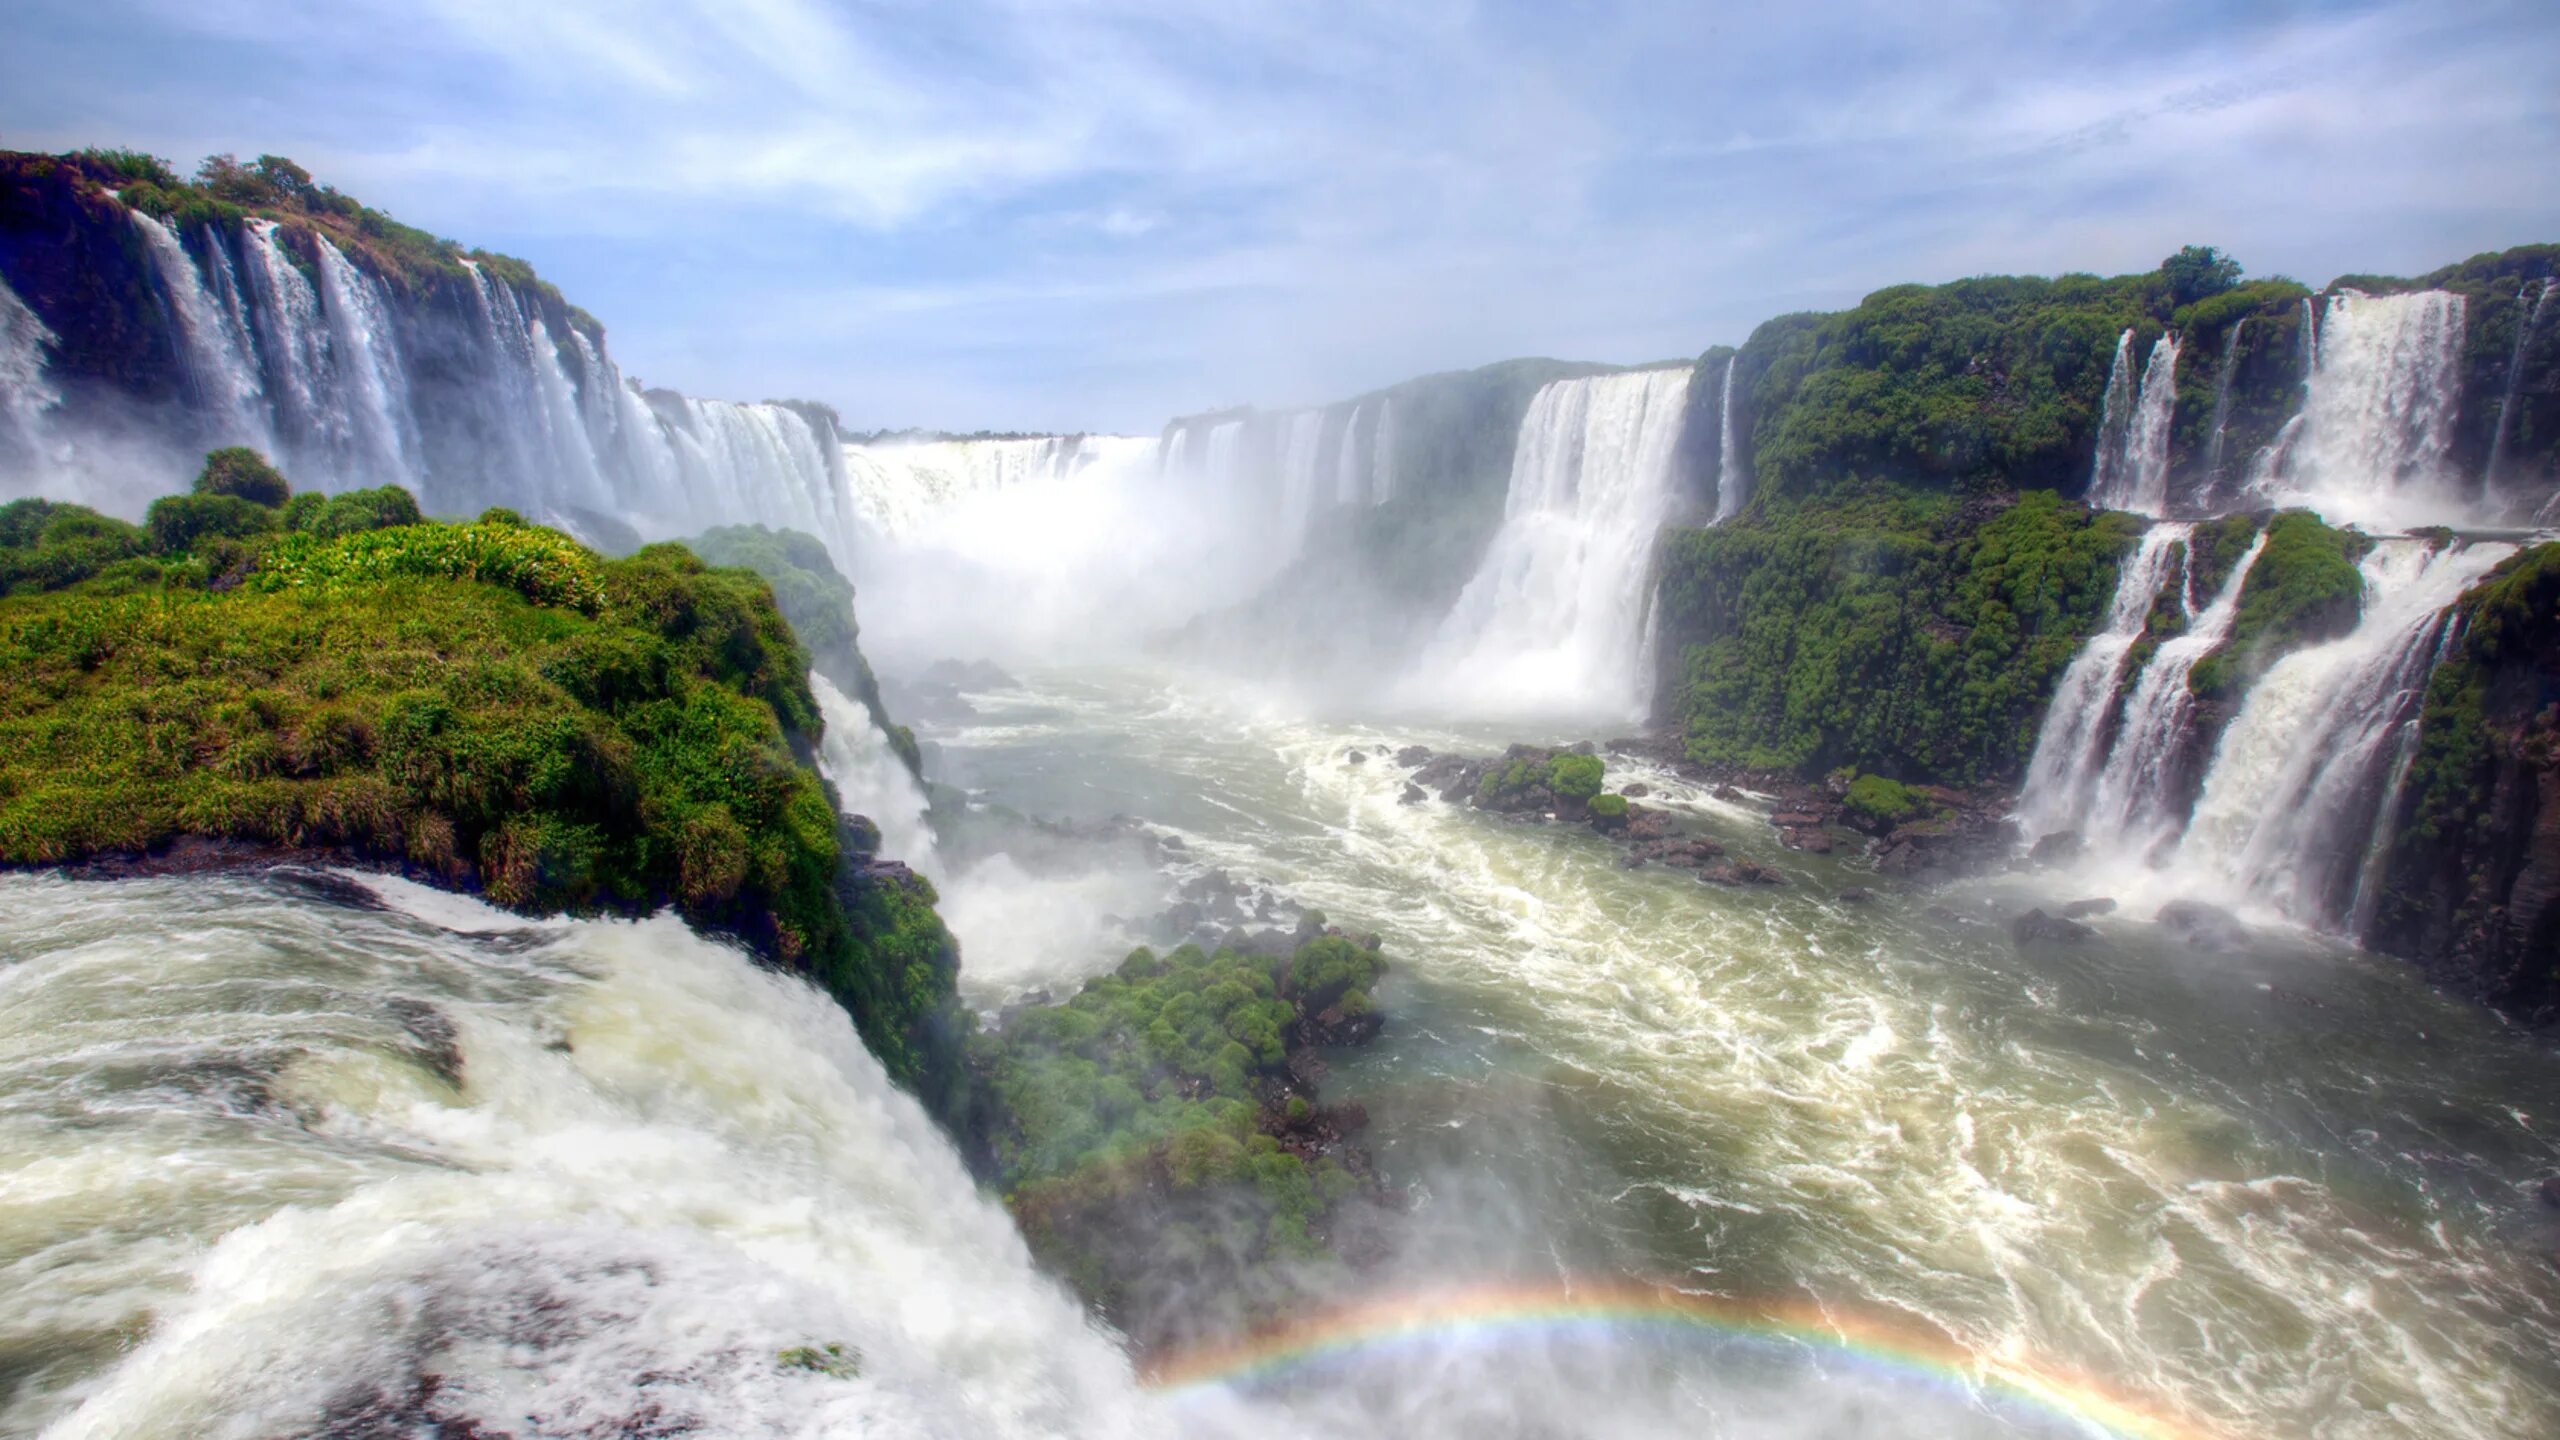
left=972, top=934, right=1386, bottom=1339
left=2187, top=511, right=2366, bottom=700
left=1587, top=792, right=1630, bottom=822
left=679, top=525, right=911, bottom=775
left=0, top=453, right=961, bottom=1098
left=776, top=1343, right=861, bottom=1379
left=1546, top=752, right=1605, bottom=800
left=194, top=447, right=291, bottom=506
left=1842, top=774, right=1925, bottom=826
left=1660, top=488, right=2139, bottom=784
left=2161, top=245, right=2244, bottom=306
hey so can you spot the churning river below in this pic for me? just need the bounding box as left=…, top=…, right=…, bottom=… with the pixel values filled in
left=5, top=662, right=2558, bottom=1440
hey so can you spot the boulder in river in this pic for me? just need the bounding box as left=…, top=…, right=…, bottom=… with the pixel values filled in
left=2060, top=897, right=2118, bottom=919
left=1836, top=887, right=1875, bottom=904
left=2028, top=831, right=2086, bottom=865
left=2157, top=899, right=2249, bottom=952
left=2011, top=908, right=2095, bottom=946
left=1399, top=782, right=1427, bottom=806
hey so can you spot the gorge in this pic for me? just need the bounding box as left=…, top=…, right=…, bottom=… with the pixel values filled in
left=5, top=148, right=2560, bottom=1440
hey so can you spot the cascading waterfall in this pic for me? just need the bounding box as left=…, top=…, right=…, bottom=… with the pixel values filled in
left=1411, top=367, right=1693, bottom=719
left=1369, top=397, right=1397, bottom=503
left=0, top=872, right=1180, bottom=1439
left=2074, top=527, right=2268, bottom=854
left=2013, top=523, right=2193, bottom=842
left=812, top=674, right=939, bottom=880
left=2264, top=290, right=2469, bottom=529
left=1333, top=403, right=1366, bottom=506
left=2485, top=278, right=2555, bottom=488
left=4, top=198, right=855, bottom=559
left=1710, top=356, right=1745, bottom=521
left=1278, top=410, right=1325, bottom=542
left=2087, top=329, right=2137, bottom=505
left=842, top=435, right=1117, bottom=539
left=2198, top=320, right=2244, bottom=498
left=2088, top=332, right=2179, bottom=515
left=129, top=209, right=268, bottom=445
left=2170, top=536, right=2517, bottom=929
left=0, top=273, right=59, bottom=459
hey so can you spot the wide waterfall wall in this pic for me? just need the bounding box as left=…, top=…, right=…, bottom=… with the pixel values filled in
left=841, top=434, right=1144, bottom=539
left=1408, top=366, right=1693, bottom=720
left=0, top=192, right=855, bottom=565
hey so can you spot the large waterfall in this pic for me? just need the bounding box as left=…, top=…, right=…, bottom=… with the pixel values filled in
left=1409, top=367, right=1693, bottom=719
left=2, top=199, right=857, bottom=566
left=840, top=434, right=1149, bottom=540
left=1710, top=356, right=1746, bottom=521
left=2086, top=332, right=2180, bottom=516
left=2013, top=523, right=2193, bottom=841
left=2258, top=290, right=2470, bottom=530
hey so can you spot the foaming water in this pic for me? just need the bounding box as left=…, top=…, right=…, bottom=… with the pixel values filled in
left=2263, top=291, right=2473, bottom=529
left=812, top=672, right=940, bottom=878
left=0, top=873, right=1177, bottom=1439
left=924, top=664, right=2560, bottom=1440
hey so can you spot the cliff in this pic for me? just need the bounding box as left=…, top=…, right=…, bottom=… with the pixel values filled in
left=0, top=453, right=969, bottom=1104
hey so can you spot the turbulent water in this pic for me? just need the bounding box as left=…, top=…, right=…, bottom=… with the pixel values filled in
left=2264, top=291, right=2471, bottom=529
left=2014, top=524, right=2192, bottom=843
left=918, top=666, right=2560, bottom=1440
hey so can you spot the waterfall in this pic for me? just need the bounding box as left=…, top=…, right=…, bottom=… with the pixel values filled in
left=840, top=435, right=1142, bottom=539
left=1711, top=356, right=1746, bottom=521
left=2074, top=527, right=2269, bottom=855
left=2199, top=320, right=2244, bottom=499
left=130, top=210, right=268, bottom=445
left=238, top=219, right=337, bottom=467
left=1411, top=367, right=1693, bottom=719
left=311, top=238, right=422, bottom=487
left=2088, top=329, right=2137, bottom=505
left=2263, top=290, right=2469, bottom=529
left=2013, top=524, right=2193, bottom=842
left=1370, top=397, right=1397, bottom=504
left=812, top=674, right=939, bottom=880
left=2485, top=279, right=2555, bottom=490
left=0, top=273, right=59, bottom=461
left=2168, top=537, right=2517, bottom=929
left=2089, top=332, right=2179, bottom=515
left=1333, top=402, right=1366, bottom=506
left=1277, top=410, right=1325, bottom=543
left=0, top=873, right=1176, bottom=1438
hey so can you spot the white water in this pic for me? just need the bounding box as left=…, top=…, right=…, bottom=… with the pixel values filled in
left=2089, top=332, right=2179, bottom=515
left=813, top=673, right=941, bottom=880
left=1369, top=397, right=1397, bottom=504
left=2168, top=537, right=2517, bottom=928
left=129, top=210, right=268, bottom=447
left=2087, top=329, right=2136, bottom=505
left=2075, top=527, right=2268, bottom=855
left=1410, top=367, right=1693, bottom=720
left=2013, top=524, right=2192, bottom=841
left=0, top=873, right=1186, bottom=1439
left=843, top=436, right=1122, bottom=539
left=0, top=274, right=59, bottom=460
left=1278, top=409, right=1325, bottom=544
left=2262, top=290, right=2471, bottom=529
left=1711, top=355, right=1746, bottom=521
left=1333, top=403, right=1365, bottom=507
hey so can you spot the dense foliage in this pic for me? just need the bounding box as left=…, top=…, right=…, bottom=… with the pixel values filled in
left=1659, top=488, right=2138, bottom=784
left=679, top=524, right=917, bottom=777
left=2187, top=511, right=2366, bottom=700
left=0, top=459, right=961, bottom=1095
left=971, top=933, right=1386, bottom=1343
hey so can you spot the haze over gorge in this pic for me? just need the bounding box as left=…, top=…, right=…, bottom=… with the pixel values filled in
left=6, top=9, right=2560, bottom=1436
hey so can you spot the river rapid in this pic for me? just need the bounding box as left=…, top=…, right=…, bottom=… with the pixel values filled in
left=4, top=662, right=2558, bottom=1439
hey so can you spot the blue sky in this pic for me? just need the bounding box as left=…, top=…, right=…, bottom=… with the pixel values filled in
left=6, top=0, right=2557, bottom=433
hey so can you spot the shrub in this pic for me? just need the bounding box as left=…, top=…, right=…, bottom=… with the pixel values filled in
left=1843, top=773, right=1924, bottom=826
left=1546, top=752, right=1605, bottom=800
left=0, top=501, right=149, bottom=594
left=1587, top=792, right=1629, bottom=822
left=192, top=447, right=291, bottom=507
left=254, top=521, right=608, bottom=614
left=146, top=493, right=277, bottom=553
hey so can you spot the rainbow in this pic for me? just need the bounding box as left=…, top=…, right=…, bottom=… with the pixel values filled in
left=1143, top=1281, right=2225, bottom=1440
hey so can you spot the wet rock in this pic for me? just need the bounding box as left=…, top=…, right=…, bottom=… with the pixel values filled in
left=1781, top=827, right=1834, bottom=854
left=1876, top=842, right=1920, bottom=876
left=1394, top=745, right=1433, bottom=767
left=1345, top=749, right=1368, bottom=765
left=1924, top=904, right=1966, bottom=924
left=1836, top=887, right=1875, bottom=904
left=2158, top=899, right=2249, bottom=952
left=2059, top=897, right=2117, bottom=919
left=2010, top=908, right=2095, bottom=946
left=1734, top=860, right=1788, bottom=886
left=1400, top=782, right=1427, bottom=806
left=1698, top=863, right=1743, bottom=886
left=1621, top=782, right=1652, bottom=799
left=1770, top=811, right=1822, bottom=829
left=2027, top=831, right=2086, bottom=865
left=1712, top=785, right=1744, bottom=803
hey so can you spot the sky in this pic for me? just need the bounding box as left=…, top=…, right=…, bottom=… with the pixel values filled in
left=5, top=0, right=2558, bottom=434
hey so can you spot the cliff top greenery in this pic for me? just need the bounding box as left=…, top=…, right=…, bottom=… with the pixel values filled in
left=8, top=147, right=591, bottom=330
left=0, top=452, right=960, bottom=1092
